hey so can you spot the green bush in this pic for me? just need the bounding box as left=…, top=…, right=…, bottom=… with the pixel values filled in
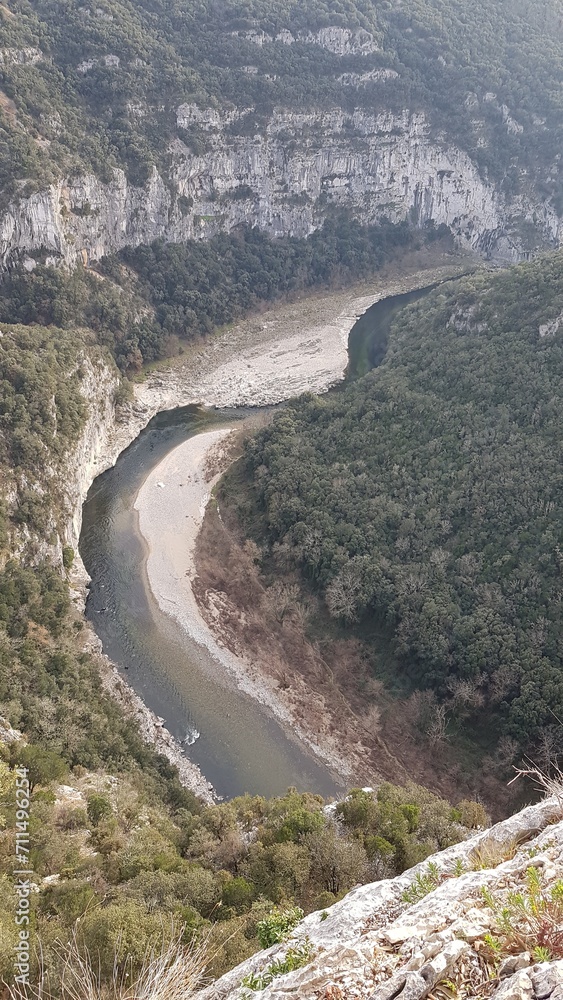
left=256, top=906, right=305, bottom=948
left=221, top=876, right=255, bottom=915
left=86, top=793, right=113, bottom=827
left=62, top=546, right=74, bottom=570
left=242, top=938, right=315, bottom=991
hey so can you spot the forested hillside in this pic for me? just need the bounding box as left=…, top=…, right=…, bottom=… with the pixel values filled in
left=0, top=217, right=421, bottom=371
left=0, top=324, right=483, bottom=991
left=0, top=0, right=562, bottom=207
left=227, top=252, right=563, bottom=755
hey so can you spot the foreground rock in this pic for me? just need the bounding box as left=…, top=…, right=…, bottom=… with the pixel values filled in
left=196, top=795, right=563, bottom=999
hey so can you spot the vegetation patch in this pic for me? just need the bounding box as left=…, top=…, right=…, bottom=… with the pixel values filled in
left=256, top=906, right=305, bottom=947
left=483, top=867, right=563, bottom=962
left=0, top=217, right=419, bottom=372
left=241, top=938, right=315, bottom=992
left=226, top=252, right=563, bottom=757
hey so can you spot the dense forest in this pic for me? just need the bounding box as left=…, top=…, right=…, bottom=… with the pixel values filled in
left=225, top=252, right=563, bottom=754
left=0, top=217, right=421, bottom=371
left=0, top=0, right=561, bottom=207
left=0, top=321, right=483, bottom=990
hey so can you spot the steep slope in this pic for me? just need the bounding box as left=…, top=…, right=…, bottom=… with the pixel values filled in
left=0, top=0, right=562, bottom=263
left=198, top=792, right=563, bottom=1000
left=1, top=107, right=559, bottom=267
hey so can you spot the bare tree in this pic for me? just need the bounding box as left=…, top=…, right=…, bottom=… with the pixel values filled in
left=426, top=703, right=450, bottom=749
left=325, top=562, right=364, bottom=622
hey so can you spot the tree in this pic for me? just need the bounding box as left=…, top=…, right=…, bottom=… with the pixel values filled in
left=16, top=745, right=67, bottom=793
left=304, top=826, right=367, bottom=896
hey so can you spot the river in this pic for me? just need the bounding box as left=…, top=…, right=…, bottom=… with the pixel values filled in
left=80, top=282, right=439, bottom=801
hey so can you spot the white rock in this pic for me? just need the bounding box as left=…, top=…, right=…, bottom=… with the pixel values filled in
left=532, top=962, right=563, bottom=999
left=1, top=108, right=560, bottom=267
left=493, top=970, right=533, bottom=999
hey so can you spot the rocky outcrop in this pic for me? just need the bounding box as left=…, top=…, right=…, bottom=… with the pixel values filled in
left=539, top=311, right=563, bottom=339
left=0, top=47, right=43, bottom=66
left=1, top=108, right=560, bottom=268
left=231, top=25, right=380, bottom=54
left=196, top=794, right=563, bottom=1000
left=66, top=353, right=120, bottom=551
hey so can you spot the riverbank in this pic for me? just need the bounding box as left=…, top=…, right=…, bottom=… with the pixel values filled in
left=134, top=427, right=360, bottom=784
left=133, top=248, right=472, bottom=414
left=82, top=631, right=216, bottom=803
left=75, top=247, right=472, bottom=799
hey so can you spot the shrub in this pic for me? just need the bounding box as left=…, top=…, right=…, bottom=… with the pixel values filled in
left=15, top=745, right=67, bottom=792
left=456, top=799, right=489, bottom=829
left=483, top=867, right=563, bottom=961
left=86, top=793, right=113, bottom=826
left=221, top=876, right=254, bottom=915
left=241, top=938, right=315, bottom=991
left=401, top=862, right=442, bottom=904
left=62, top=546, right=74, bottom=570
left=256, top=906, right=304, bottom=949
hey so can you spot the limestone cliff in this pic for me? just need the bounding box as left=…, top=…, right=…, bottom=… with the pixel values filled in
left=1, top=108, right=560, bottom=269
left=197, top=794, right=563, bottom=1000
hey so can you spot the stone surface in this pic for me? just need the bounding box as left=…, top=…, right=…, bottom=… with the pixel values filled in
left=500, top=955, right=532, bottom=978
left=1, top=108, right=560, bottom=267
left=194, top=797, right=563, bottom=999
left=494, top=970, right=534, bottom=1000
left=532, top=963, right=563, bottom=1000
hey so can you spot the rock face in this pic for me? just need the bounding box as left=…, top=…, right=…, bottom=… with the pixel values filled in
left=1, top=108, right=560, bottom=268
left=66, top=353, right=120, bottom=550
left=231, top=25, right=380, bottom=54
left=196, top=795, right=563, bottom=1000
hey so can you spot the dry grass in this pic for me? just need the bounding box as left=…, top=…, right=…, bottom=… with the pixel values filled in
left=8, top=928, right=209, bottom=1000
left=468, top=837, right=519, bottom=871
left=430, top=951, right=498, bottom=1000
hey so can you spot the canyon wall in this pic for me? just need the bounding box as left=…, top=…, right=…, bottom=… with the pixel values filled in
left=1, top=108, right=560, bottom=268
